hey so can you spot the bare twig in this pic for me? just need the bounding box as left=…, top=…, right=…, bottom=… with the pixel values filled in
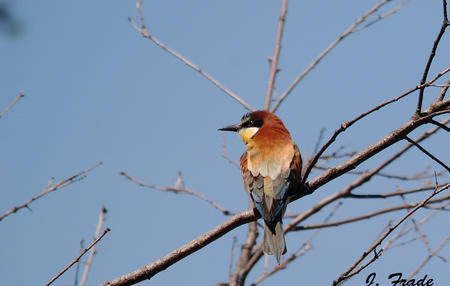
left=228, top=236, right=238, bottom=278
left=398, top=195, right=433, bottom=254
left=332, top=183, right=450, bottom=285
left=382, top=202, right=450, bottom=251
left=354, top=0, right=411, bottom=32
left=319, top=151, right=357, bottom=160
left=416, top=0, right=450, bottom=115
left=130, top=0, right=254, bottom=111
left=429, top=84, right=450, bottom=88
left=74, top=240, right=84, bottom=286
left=437, top=78, right=450, bottom=101
left=230, top=220, right=259, bottom=285
left=404, top=136, right=450, bottom=173
left=313, top=128, right=326, bottom=155
left=264, top=0, right=287, bottom=110
left=429, top=119, right=450, bottom=131
left=301, top=70, right=450, bottom=185
left=314, top=166, right=444, bottom=181
left=0, top=162, right=102, bottom=222
left=295, top=193, right=450, bottom=231
left=0, top=92, right=24, bottom=119
left=272, top=0, right=400, bottom=112
left=407, top=235, right=450, bottom=279
left=102, top=211, right=257, bottom=286
left=80, top=206, right=108, bottom=286
left=46, top=228, right=111, bottom=286
left=221, top=133, right=240, bottom=168
left=120, top=171, right=235, bottom=215
left=347, top=182, right=449, bottom=199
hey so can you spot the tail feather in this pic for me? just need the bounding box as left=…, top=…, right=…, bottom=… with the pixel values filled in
left=263, top=222, right=286, bottom=264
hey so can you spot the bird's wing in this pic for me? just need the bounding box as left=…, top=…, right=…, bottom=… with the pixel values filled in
left=241, top=144, right=302, bottom=226
left=286, top=144, right=302, bottom=199
left=241, top=160, right=288, bottom=227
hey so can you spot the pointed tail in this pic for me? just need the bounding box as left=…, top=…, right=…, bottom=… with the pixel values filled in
left=263, top=222, right=286, bottom=264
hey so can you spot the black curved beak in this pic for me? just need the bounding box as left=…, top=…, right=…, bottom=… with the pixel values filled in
left=218, top=123, right=240, bottom=132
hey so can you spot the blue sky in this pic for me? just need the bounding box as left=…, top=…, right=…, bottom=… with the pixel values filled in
left=1, top=0, right=449, bottom=285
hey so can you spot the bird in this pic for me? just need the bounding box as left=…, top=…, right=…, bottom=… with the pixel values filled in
left=219, top=110, right=302, bottom=264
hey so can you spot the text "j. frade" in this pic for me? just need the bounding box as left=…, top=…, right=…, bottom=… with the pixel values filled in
left=366, top=272, right=434, bottom=286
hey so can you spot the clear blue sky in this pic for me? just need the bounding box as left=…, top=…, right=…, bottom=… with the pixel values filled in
left=1, top=0, right=449, bottom=285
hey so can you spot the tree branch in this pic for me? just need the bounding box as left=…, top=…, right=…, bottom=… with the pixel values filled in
left=120, top=171, right=235, bottom=216
left=46, top=228, right=111, bottom=286
left=264, top=0, right=287, bottom=110
left=407, top=235, right=450, bottom=279
left=332, top=183, right=450, bottom=285
left=416, top=0, right=450, bottom=115
left=129, top=0, right=254, bottom=111
left=303, top=99, right=449, bottom=196
left=0, top=92, right=24, bottom=119
left=301, top=68, right=450, bottom=185
left=404, top=136, right=450, bottom=173
left=0, top=162, right=102, bottom=222
left=102, top=210, right=257, bottom=286
left=295, top=193, right=450, bottom=231
left=79, top=206, right=108, bottom=286
left=272, top=0, right=399, bottom=112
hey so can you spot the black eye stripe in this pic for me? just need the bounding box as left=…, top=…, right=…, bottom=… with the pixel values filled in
left=242, top=118, right=262, bottom=128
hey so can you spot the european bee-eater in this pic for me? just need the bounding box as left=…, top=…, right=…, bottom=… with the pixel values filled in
left=219, top=110, right=302, bottom=264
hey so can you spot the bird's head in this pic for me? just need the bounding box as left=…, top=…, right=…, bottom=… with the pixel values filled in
left=219, top=110, right=289, bottom=145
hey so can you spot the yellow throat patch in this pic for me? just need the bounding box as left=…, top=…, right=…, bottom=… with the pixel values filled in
left=238, top=127, right=259, bottom=145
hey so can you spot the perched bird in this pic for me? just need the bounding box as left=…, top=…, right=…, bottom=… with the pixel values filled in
left=219, top=110, right=302, bottom=264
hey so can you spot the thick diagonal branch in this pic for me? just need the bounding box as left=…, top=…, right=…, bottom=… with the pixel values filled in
left=102, top=211, right=257, bottom=286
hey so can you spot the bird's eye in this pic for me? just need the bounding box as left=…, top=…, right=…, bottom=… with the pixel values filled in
left=248, top=120, right=254, bottom=127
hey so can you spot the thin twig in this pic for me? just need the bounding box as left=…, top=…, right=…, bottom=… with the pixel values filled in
left=404, top=136, right=450, bottom=173
left=272, top=0, right=397, bottom=112
left=230, top=220, right=259, bottom=285
left=314, top=166, right=444, bottom=181
left=429, top=84, right=450, bottom=88
left=398, top=195, right=433, bottom=254
left=228, top=236, right=238, bottom=278
left=80, top=206, right=108, bottom=286
left=429, top=119, right=450, bottom=131
left=332, top=183, right=450, bottom=285
left=301, top=69, right=450, bottom=184
left=295, top=193, right=450, bottom=231
left=347, top=182, right=449, bottom=199
left=354, top=0, right=411, bottom=32
left=221, top=133, right=240, bottom=168
left=0, top=162, right=102, bottom=222
left=407, top=235, right=450, bottom=279
left=74, top=240, right=84, bottom=286
left=416, top=0, right=450, bottom=115
left=313, top=128, right=326, bottom=155
left=383, top=202, right=450, bottom=250
left=46, top=228, right=111, bottom=286
left=437, top=78, right=450, bottom=101
left=264, top=0, right=287, bottom=110
left=0, top=92, right=24, bottom=119
left=130, top=0, right=254, bottom=111
left=120, top=171, right=235, bottom=215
